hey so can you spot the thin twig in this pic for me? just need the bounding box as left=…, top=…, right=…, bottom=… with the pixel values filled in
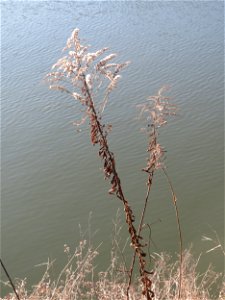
left=162, top=167, right=183, bottom=300
left=0, top=258, right=20, bottom=300
left=127, top=175, right=153, bottom=296
left=114, top=238, right=129, bottom=276
left=127, top=121, right=158, bottom=297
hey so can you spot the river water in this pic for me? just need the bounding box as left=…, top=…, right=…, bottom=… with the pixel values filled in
left=1, top=1, right=224, bottom=296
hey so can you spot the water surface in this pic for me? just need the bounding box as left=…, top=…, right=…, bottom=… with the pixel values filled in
left=1, top=1, right=224, bottom=296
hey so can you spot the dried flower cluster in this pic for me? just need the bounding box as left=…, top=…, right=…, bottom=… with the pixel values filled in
left=138, top=86, right=177, bottom=174
left=46, top=28, right=130, bottom=122
left=46, top=29, right=154, bottom=299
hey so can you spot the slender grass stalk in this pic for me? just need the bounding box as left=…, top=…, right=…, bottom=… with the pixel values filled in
left=0, top=258, right=20, bottom=300
left=162, top=167, right=183, bottom=299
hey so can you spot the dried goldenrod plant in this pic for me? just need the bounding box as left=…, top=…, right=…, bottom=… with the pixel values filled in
left=46, top=28, right=154, bottom=300
left=45, top=29, right=181, bottom=299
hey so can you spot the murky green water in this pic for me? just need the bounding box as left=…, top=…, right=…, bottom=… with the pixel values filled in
left=1, top=1, right=224, bottom=296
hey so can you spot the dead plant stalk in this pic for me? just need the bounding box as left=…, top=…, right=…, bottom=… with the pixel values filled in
left=46, top=29, right=181, bottom=300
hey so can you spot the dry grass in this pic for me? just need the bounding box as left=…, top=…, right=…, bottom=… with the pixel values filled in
left=2, top=222, right=224, bottom=300
left=2, top=246, right=224, bottom=300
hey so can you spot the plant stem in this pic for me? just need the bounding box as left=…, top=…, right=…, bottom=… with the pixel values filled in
left=0, top=258, right=20, bottom=300
left=83, top=75, right=154, bottom=300
left=162, top=167, right=183, bottom=300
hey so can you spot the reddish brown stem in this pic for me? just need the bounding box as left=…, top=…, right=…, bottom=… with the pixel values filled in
left=83, top=75, right=154, bottom=300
